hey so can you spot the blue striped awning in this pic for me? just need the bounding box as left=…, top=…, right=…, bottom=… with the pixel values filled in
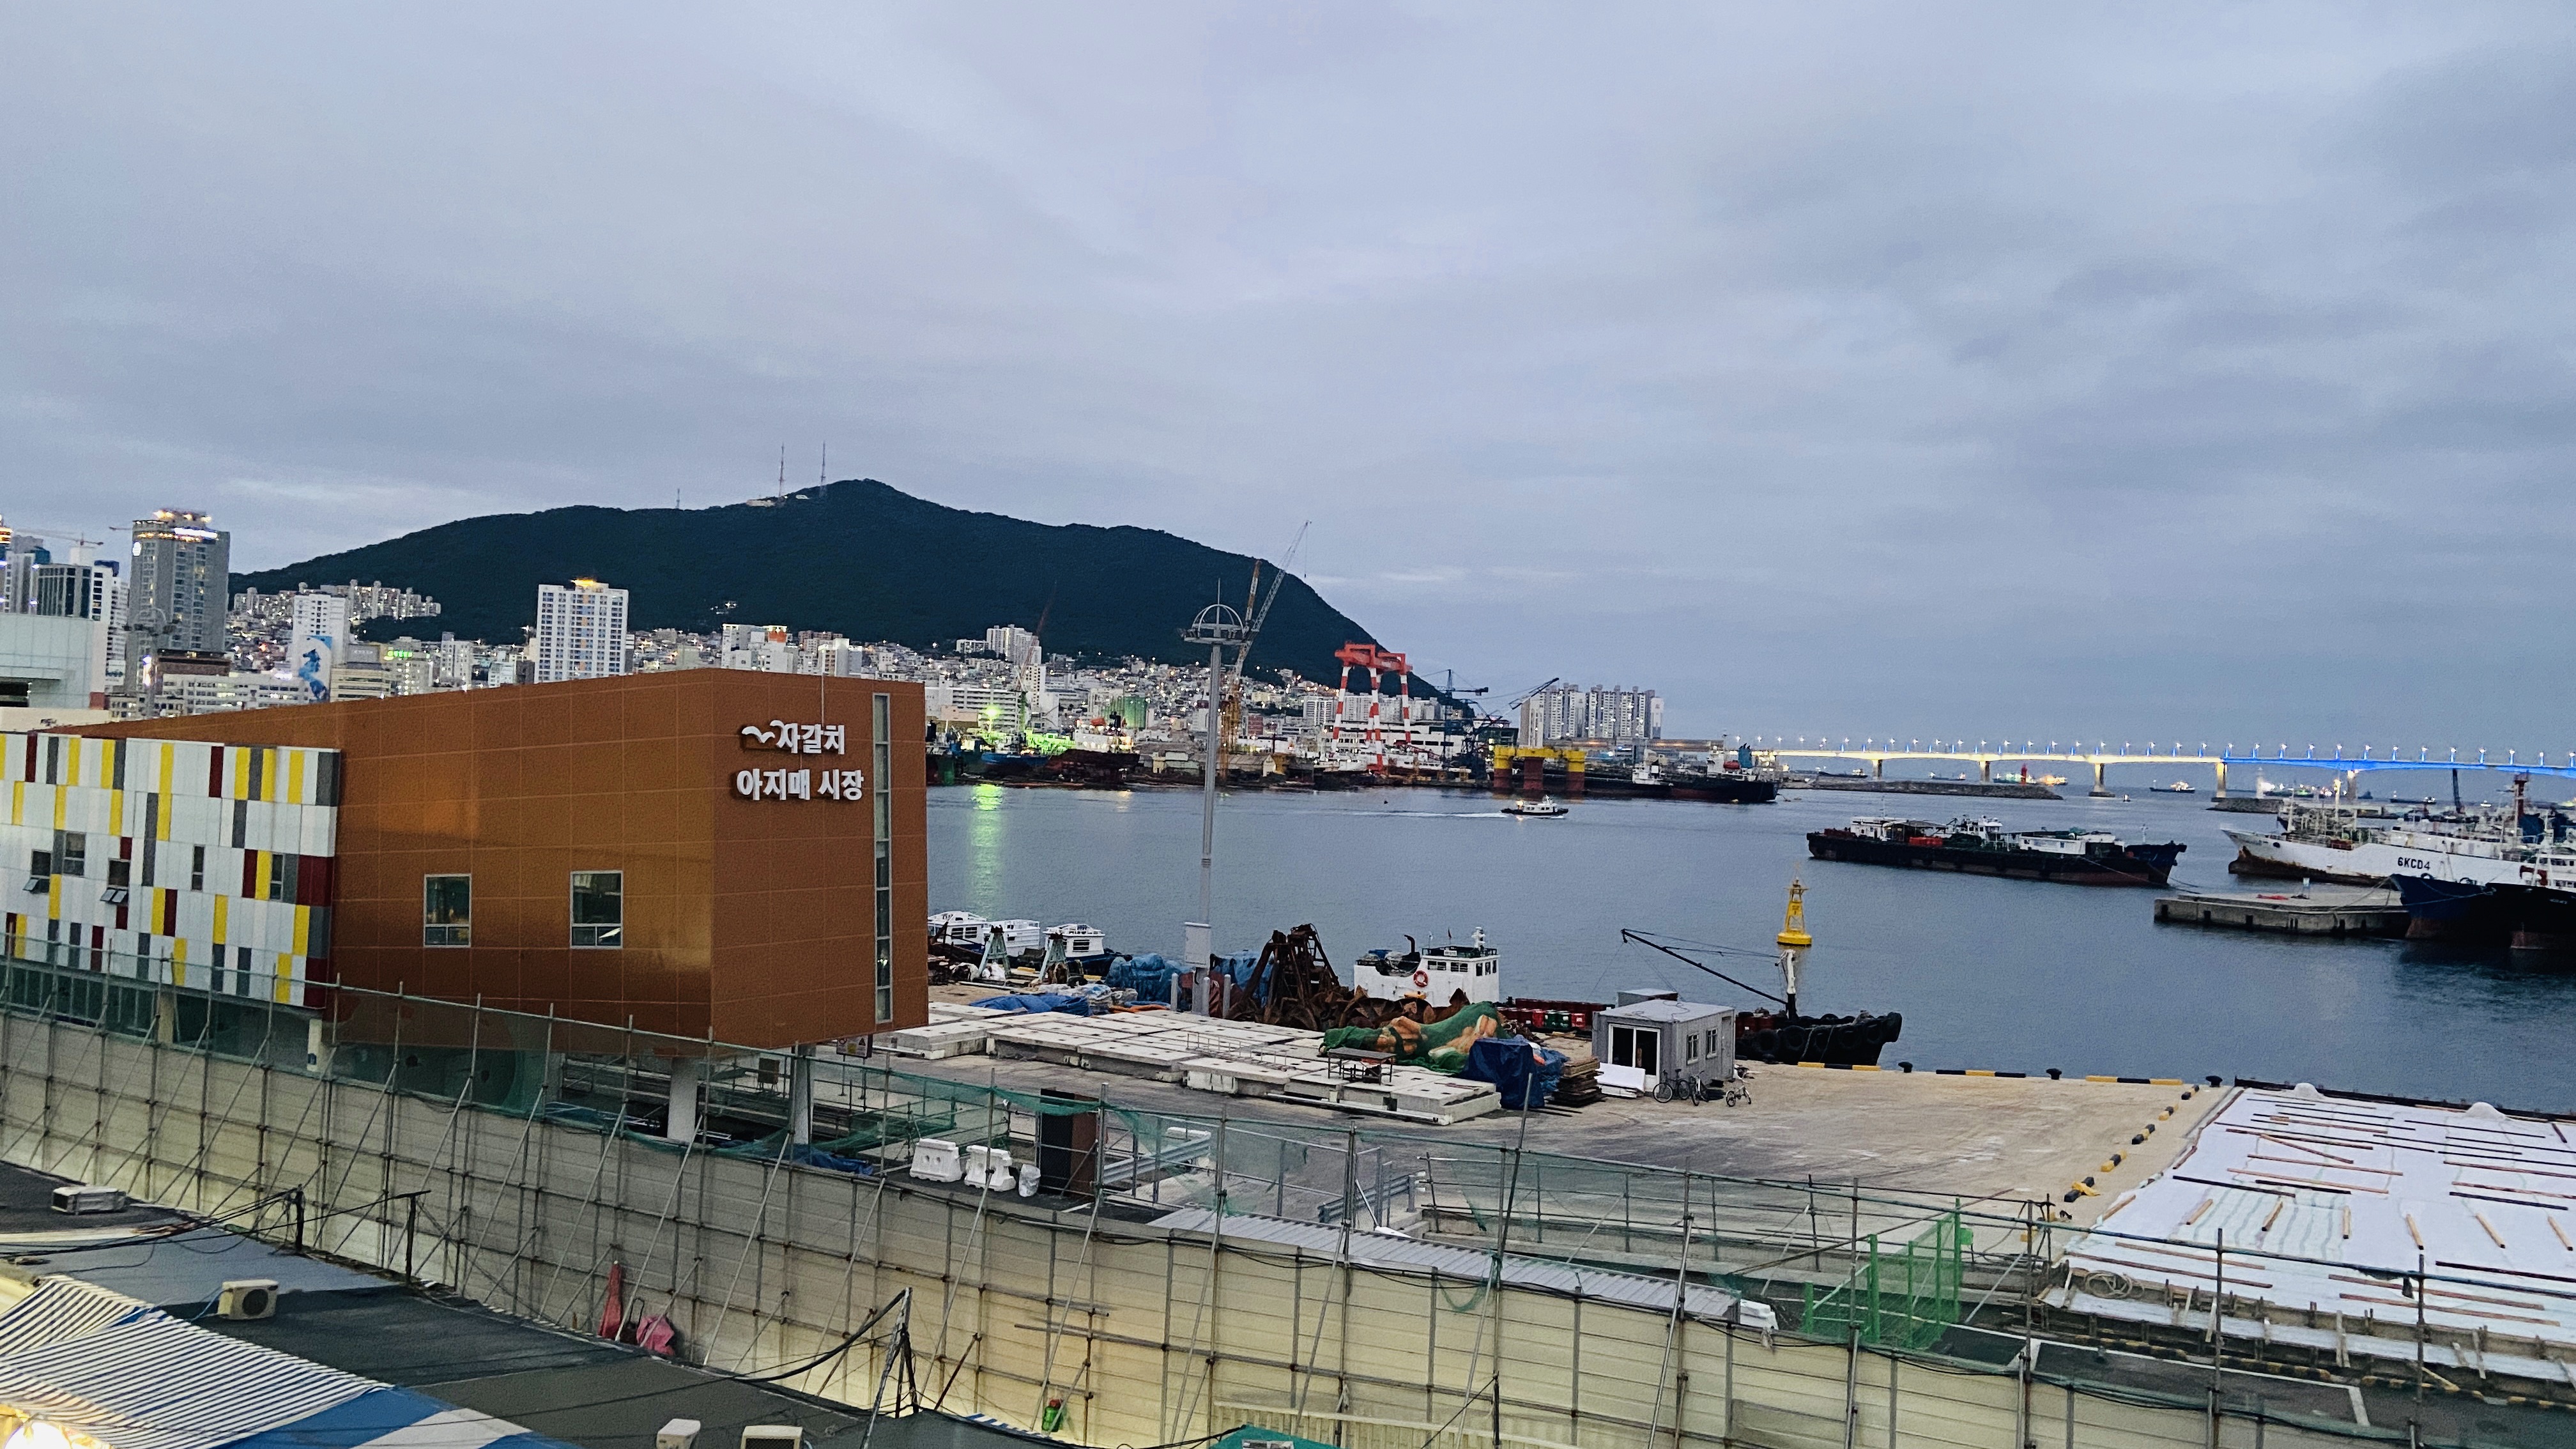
left=0, top=1276, right=571, bottom=1449
left=0, top=1278, right=148, bottom=1354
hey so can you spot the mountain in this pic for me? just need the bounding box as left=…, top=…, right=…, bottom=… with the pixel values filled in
left=231, top=479, right=1385, bottom=683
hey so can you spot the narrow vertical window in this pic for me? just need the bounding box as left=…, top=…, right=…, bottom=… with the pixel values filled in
left=873, top=692, right=893, bottom=1023
left=424, top=875, right=471, bottom=947
left=571, top=870, right=623, bottom=948
left=189, top=845, right=206, bottom=893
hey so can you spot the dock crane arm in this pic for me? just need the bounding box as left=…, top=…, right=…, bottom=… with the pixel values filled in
left=1618, top=928, right=1788, bottom=1006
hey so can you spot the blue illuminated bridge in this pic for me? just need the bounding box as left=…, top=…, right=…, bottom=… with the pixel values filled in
left=1730, top=739, right=2576, bottom=796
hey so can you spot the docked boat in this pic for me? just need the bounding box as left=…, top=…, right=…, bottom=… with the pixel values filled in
left=1353, top=928, right=1504, bottom=1005
left=1502, top=797, right=1570, bottom=817
left=1666, top=766, right=1781, bottom=803
left=1046, top=923, right=1110, bottom=965
left=1807, top=816, right=2184, bottom=886
left=2223, top=800, right=2526, bottom=888
left=2391, top=876, right=2576, bottom=952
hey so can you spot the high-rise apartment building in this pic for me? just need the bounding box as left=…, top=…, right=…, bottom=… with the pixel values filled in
left=289, top=591, right=351, bottom=702
left=1518, top=684, right=1663, bottom=747
left=127, top=509, right=230, bottom=681
left=985, top=625, right=1040, bottom=666
left=532, top=579, right=629, bottom=684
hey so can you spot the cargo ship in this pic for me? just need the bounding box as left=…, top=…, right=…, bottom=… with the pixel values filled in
left=1806, top=816, right=2184, bottom=886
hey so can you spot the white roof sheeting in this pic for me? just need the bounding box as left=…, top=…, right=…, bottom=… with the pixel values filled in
left=2066, top=1086, right=2576, bottom=1348
left=1149, top=1208, right=1777, bottom=1330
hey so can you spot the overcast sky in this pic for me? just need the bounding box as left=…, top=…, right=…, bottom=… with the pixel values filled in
left=5, top=4, right=2572, bottom=748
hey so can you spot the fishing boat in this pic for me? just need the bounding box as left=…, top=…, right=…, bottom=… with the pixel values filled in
left=2223, top=799, right=2527, bottom=888
left=1807, top=816, right=2184, bottom=886
left=2149, top=781, right=2196, bottom=795
left=1353, top=928, right=1504, bottom=1005
left=1502, top=797, right=1569, bottom=817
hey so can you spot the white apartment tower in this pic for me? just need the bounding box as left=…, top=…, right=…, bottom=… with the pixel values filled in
left=532, top=579, right=629, bottom=684
left=288, top=591, right=351, bottom=703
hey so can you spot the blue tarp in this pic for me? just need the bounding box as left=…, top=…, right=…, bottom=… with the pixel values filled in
left=1461, top=1038, right=1566, bottom=1109
left=1108, top=953, right=1183, bottom=1000
left=1106, top=951, right=1262, bottom=1009
left=971, top=993, right=1093, bottom=1016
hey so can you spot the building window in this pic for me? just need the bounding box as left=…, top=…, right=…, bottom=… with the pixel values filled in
left=424, top=875, right=471, bottom=947
left=190, top=845, right=206, bottom=893
left=873, top=693, right=893, bottom=1023
left=571, top=871, right=623, bottom=949
left=54, top=832, right=85, bottom=878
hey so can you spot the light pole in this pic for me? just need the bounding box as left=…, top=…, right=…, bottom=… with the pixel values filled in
left=1181, top=604, right=1250, bottom=974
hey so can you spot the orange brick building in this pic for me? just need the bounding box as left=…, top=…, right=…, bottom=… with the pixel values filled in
left=84, top=671, right=927, bottom=1046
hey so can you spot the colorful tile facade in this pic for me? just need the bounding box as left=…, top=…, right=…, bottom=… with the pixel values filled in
left=0, top=731, right=341, bottom=1006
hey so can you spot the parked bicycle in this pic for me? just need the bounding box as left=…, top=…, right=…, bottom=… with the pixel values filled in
left=1651, top=1072, right=1751, bottom=1107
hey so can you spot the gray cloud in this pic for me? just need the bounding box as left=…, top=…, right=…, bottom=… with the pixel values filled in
left=3, top=2, right=2572, bottom=746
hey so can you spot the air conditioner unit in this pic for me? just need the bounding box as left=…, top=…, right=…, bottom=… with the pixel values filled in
left=739, top=1429, right=803, bottom=1449
left=656, top=1420, right=702, bottom=1449
left=216, top=1279, right=278, bottom=1321
left=50, top=1184, right=128, bottom=1215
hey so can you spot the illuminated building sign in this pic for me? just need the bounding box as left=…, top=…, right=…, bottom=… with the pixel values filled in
left=735, top=766, right=865, bottom=801
left=740, top=721, right=848, bottom=755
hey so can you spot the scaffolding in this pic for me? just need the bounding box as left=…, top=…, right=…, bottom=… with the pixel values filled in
left=0, top=946, right=2562, bottom=1448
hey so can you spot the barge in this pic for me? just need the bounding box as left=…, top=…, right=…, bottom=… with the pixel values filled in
left=1807, top=816, right=2184, bottom=886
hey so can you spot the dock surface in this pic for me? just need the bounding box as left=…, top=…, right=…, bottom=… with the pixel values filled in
left=2154, top=886, right=2408, bottom=937
left=903, top=1003, right=2223, bottom=1218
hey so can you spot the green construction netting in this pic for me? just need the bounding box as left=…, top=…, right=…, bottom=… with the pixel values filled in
left=1802, top=1208, right=1972, bottom=1351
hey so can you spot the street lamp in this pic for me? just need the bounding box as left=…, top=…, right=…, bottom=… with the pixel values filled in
left=1180, top=604, right=1250, bottom=974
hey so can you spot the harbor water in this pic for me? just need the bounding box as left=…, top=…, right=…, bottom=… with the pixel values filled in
left=930, top=782, right=2576, bottom=1110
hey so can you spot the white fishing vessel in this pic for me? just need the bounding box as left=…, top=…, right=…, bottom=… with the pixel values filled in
left=1353, top=928, right=1504, bottom=1005
left=1502, top=797, right=1569, bottom=817
left=2224, top=800, right=2526, bottom=887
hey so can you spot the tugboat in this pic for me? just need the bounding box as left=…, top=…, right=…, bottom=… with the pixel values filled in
left=1502, top=796, right=1570, bottom=817
left=1806, top=816, right=2183, bottom=887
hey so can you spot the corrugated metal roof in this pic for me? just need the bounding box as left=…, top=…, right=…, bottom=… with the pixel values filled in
left=0, top=1275, right=574, bottom=1449
left=1149, top=1209, right=1774, bottom=1329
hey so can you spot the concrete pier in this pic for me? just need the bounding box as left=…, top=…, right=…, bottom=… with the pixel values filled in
left=2153, top=886, right=2409, bottom=937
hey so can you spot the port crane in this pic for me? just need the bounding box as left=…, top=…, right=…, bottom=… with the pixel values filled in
left=1217, top=523, right=1307, bottom=757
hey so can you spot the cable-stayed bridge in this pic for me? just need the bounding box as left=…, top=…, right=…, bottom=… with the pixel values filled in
left=1738, top=739, right=2576, bottom=797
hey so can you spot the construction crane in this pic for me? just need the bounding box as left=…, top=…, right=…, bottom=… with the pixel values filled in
left=1218, top=523, right=1307, bottom=756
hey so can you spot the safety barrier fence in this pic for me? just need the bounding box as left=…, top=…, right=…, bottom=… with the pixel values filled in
left=0, top=948, right=2557, bottom=1446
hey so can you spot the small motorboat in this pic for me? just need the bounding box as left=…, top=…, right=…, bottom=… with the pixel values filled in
left=1502, top=797, right=1570, bottom=818
left=2149, top=781, right=2196, bottom=795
